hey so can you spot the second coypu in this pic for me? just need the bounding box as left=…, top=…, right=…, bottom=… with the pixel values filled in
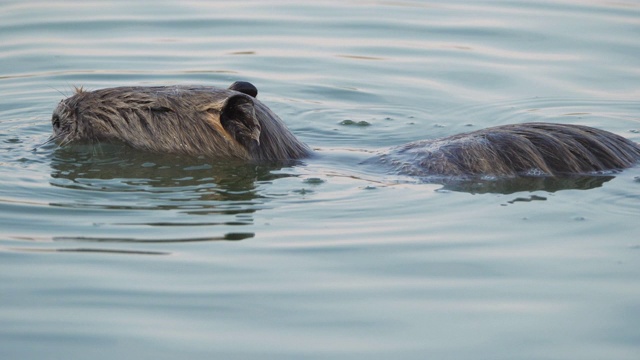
left=51, top=81, right=640, bottom=178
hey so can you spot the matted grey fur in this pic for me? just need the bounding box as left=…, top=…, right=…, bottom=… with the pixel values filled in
left=51, top=82, right=640, bottom=177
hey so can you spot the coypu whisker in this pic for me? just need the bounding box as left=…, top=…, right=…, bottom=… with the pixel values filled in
left=42, top=135, right=59, bottom=146
left=32, top=135, right=60, bottom=152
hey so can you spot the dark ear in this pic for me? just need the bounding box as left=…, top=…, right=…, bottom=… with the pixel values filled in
left=228, top=81, right=258, bottom=98
left=220, top=95, right=261, bottom=151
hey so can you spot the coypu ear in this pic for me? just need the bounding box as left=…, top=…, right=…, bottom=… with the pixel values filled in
left=220, top=95, right=261, bottom=151
left=228, top=81, right=258, bottom=98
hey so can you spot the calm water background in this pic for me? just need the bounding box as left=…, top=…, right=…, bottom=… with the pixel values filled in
left=2, top=0, right=640, bottom=359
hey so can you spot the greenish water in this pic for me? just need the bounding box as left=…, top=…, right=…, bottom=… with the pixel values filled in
left=1, top=1, right=640, bottom=359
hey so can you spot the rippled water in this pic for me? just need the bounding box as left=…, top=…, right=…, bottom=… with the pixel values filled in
left=2, top=1, right=640, bottom=359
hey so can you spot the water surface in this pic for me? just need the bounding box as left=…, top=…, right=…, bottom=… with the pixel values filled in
left=1, top=1, right=640, bottom=359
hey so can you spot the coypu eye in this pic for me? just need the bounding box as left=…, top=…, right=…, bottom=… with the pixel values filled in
left=52, top=114, right=61, bottom=129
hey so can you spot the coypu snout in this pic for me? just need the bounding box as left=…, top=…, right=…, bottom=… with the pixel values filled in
left=50, top=82, right=310, bottom=162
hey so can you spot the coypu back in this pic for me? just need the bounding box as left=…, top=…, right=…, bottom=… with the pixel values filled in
left=51, top=82, right=310, bottom=162
left=383, top=122, right=640, bottom=177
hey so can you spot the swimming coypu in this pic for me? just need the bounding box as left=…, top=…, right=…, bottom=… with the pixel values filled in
left=51, top=81, right=640, bottom=178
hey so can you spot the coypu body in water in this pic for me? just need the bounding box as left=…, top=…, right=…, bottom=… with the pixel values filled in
left=50, top=81, right=640, bottom=179
left=380, top=122, right=640, bottom=177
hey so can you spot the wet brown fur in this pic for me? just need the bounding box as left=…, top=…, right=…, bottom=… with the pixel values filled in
left=51, top=84, right=310, bottom=162
left=385, top=122, right=640, bottom=177
left=51, top=83, right=640, bottom=177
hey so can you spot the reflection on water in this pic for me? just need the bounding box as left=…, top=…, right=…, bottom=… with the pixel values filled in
left=49, top=144, right=289, bottom=201
left=43, top=143, right=302, bottom=246
left=53, top=232, right=254, bottom=243
left=49, top=144, right=296, bottom=208
left=51, top=141, right=619, bottom=200
left=11, top=246, right=171, bottom=256
left=438, top=173, right=614, bottom=194
left=47, top=132, right=620, bottom=201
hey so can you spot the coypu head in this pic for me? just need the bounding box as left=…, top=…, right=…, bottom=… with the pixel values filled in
left=51, top=81, right=310, bottom=162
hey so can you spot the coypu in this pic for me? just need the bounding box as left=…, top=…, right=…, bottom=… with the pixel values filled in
left=51, top=81, right=640, bottom=178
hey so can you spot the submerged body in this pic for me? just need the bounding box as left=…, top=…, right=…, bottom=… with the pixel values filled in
left=51, top=82, right=640, bottom=178
left=382, top=122, right=640, bottom=177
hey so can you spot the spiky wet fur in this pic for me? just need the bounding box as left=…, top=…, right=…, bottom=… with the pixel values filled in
left=51, top=85, right=310, bottom=162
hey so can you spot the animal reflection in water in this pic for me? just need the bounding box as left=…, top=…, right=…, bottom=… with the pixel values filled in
left=49, top=81, right=640, bottom=193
